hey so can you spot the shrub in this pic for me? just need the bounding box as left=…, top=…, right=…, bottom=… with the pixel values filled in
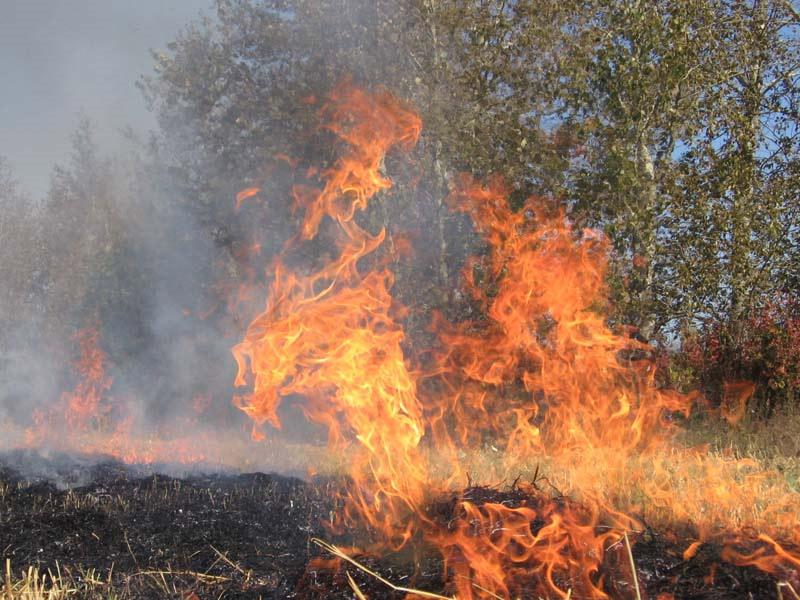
left=682, top=295, right=800, bottom=419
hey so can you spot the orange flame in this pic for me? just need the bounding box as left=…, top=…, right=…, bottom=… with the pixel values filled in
left=24, top=326, right=113, bottom=446
left=61, top=326, right=114, bottom=432
left=235, top=186, right=261, bottom=211
left=225, top=84, right=800, bottom=597
left=17, top=326, right=274, bottom=470
left=232, top=83, right=426, bottom=547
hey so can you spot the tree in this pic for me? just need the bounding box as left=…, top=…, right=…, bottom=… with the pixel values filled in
left=139, top=0, right=572, bottom=324
left=668, top=0, right=800, bottom=332
left=499, top=0, right=799, bottom=345
left=0, top=157, right=40, bottom=345
left=37, top=119, right=152, bottom=359
left=141, top=0, right=800, bottom=362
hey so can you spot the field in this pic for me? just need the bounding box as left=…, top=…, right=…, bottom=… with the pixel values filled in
left=2, top=430, right=797, bottom=600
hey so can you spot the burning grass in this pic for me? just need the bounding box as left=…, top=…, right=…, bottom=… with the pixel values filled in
left=4, top=82, right=800, bottom=598
left=1, top=451, right=799, bottom=599
left=222, top=83, right=800, bottom=597
left=427, top=440, right=800, bottom=537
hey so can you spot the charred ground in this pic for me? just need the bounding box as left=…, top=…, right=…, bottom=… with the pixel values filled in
left=1, top=452, right=333, bottom=598
left=0, top=452, right=788, bottom=599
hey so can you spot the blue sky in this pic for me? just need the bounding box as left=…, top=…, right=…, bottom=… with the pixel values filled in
left=0, top=0, right=211, bottom=198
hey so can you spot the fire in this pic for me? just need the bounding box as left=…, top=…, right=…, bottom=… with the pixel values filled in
left=62, top=327, right=113, bottom=431
left=428, top=175, right=693, bottom=462
left=235, top=186, right=261, bottom=211
left=232, top=83, right=427, bottom=547
left=428, top=493, right=620, bottom=599
left=25, top=326, right=113, bottom=446
left=17, top=326, right=276, bottom=471
left=233, top=83, right=800, bottom=597
left=7, top=81, right=795, bottom=598
left=422, top=177, right=800, bottom=596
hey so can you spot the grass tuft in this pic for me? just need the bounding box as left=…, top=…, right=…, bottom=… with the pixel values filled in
left=3, top=559, right=73, bottom=599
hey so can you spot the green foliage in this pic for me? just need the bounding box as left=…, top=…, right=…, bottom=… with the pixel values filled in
left=140, top=0, right=800, bottom=344
left=520, top=0, right=800, bottom=341
left=138, top=0, right=577, bottom=320
left=665, top=0, right=800, bottom=333
left=133, top=0, right=800, bottom=416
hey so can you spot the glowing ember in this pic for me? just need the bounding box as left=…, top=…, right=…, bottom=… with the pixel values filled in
left=235, top=186, right=261, bottom=211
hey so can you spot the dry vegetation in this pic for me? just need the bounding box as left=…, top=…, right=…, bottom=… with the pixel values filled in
left=0, top=464, right=340, bottom=599
left=681, top=409, right=800, bottom=491
left=4, top=559, right=72, bottom=600
left=1, top=443, right=796, bottom=600
left=1, top=2, right=799, bottom=598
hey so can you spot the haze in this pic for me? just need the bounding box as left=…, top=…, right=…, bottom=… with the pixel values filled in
left=0, top=0, right=210, bottom=198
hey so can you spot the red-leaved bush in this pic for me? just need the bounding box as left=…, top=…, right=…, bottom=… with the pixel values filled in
left=682, top=295, right=800, bottom=419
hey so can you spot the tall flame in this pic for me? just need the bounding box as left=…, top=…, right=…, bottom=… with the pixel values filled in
left=232, top=83, right=427, bottom=547
left=231, top=84, right=800, bottom=597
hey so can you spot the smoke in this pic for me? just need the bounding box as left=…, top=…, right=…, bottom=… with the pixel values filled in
left=0, top=0, right=220, bottom=444
left=0, top=0, right=470, bottom=480
left=0, top=0, right=286, bottom=477
left=0, top=324, right=61, bottom=431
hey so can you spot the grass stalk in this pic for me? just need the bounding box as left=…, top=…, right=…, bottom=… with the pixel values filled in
left=312, top=538, right=455, bottom=599
left=623, top=531, right=642, bottom=600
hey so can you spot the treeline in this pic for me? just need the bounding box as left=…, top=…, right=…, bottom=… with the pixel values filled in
left=1, top=0, right=799, bottom=418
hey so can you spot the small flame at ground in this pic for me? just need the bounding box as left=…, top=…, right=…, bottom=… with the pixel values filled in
left=12, top=326, right=332, bottom=475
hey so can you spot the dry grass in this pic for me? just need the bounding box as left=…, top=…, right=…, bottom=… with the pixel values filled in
left=2, top=558, right=244, bottom=600
left=409, top=407, right=800, bottom=554
left=681, top=406, right=800, bottom=490
left=2, top=410, right=798, bottom=600
left=3, top=559, right=73, bottom=599
left=312, top=538, right=456, bottom=599
left=777, top=580, right=800, bottom=600
left=0, top=422, right=344, bottom=481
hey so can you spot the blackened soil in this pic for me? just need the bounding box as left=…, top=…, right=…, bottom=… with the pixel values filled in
left=0, top=452, right=795, bottom=599
left=1, top=451, right=336, bottom=598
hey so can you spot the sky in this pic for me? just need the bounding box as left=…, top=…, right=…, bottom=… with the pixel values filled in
left=0, top=0, right=212, bottom=198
